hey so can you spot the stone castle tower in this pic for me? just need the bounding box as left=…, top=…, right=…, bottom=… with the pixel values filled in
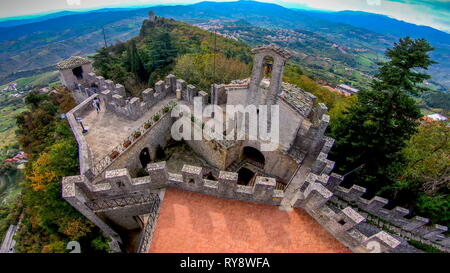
left=59, top=43, right=447, bottom=253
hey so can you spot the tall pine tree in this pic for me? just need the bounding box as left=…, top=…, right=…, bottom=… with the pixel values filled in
left=329, top=37, right=435, bottom=191
left=146, top=30, right=178, bottom=86
left=128, top=39, right=148, bottom=83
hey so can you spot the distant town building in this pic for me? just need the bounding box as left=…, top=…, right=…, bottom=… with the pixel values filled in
left=322, top=85, right=341, bottom=95
left=336, top=84, right=359, bottom=96
left=4, top=152, right=28, bottom=164
left=2, top=82, right=17, bottom=92
left=421, top=113, right=448, bottom=122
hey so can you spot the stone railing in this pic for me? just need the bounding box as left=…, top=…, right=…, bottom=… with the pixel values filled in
left=85, top=193, right=160, bottom=212
left=328, top=183, right=450, bottom=251
left=66, top=94, right=99, bottom=174
left=87, top=101, right=177, bottom=179
left=63, top=158, right=402, bottom=253
left=330, top=196, right=449, bottom=252
left=137, top=194, right=161, bottom=253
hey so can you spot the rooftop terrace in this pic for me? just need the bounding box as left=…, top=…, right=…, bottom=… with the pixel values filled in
left=80, top=96, right=176, bottom=165
left=149, top=188, right=350, bottom=253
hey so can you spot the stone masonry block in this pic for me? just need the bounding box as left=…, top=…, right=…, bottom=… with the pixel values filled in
left=218, top=171, right=238, bottom=197
left=402, top=216, right=429, bottom=232
left=115, top=84, right=126, bottom=97
left=326, top=173, right=343, bottom=191
left=311, top=152, right=327, bottom=174
left=155, top=80, right=165, bottom=94
left=187, top=84, right=197, bottom=102
left=331, top=207, right=365, bottom=234
left=337, top=185, right=367, bottom=202
left=105, top=79, right=115, bottom=90
left=142, top=88, right=154, bottom=102
left=104, top=168, right=132, bottom=190
left=112, top=94, right=125, bottom=107
left=95, top=76, right=105, bottom=87
left=253, top=176, right=276, bottom=201
left=360, top=231, right=401, bottom=253
left=421, top=224, right=448, bottom=239
left=303, top=182, right=333, bottom=211
left=147, top=161, right=168, bottom=184
left=166, top=74, right=176, bottom=93
left=128, top=97, right=141, bottom=119
left=101, top=89, right=112, bottom=102
left=176, top=79, right=186, bottom=89
left=322, top=160, right=335, bottom=175
left=364, top=196, right=389, bottom=212
left=321, top=136, right=335, bottom=154
left=87, top=72, right=96, bottom=84
left=181, top=164, right=203, bottom=188
left=198, top=91, right=208, bottom=105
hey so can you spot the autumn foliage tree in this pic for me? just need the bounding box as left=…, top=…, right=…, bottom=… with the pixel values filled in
left=14, top=87, right=109, bottom=253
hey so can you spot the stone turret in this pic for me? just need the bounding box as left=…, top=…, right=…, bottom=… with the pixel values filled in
left=247, top=44, right=292, bottom=106
left=57, top=56, right=93, bottom=103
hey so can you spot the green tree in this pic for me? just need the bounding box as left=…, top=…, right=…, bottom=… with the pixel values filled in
left=146, top=30, right=178, bottom=86
left=373, top=37, right=436, bottom=95
left=128, top=39, right=148, bottom=83
left=329, top=37, right=435, bottom=190
left=381, top=122, right=450, bottom=225
left=173, top=53, right=251, bottom=91
left=13, top=90, right=109, bottom=253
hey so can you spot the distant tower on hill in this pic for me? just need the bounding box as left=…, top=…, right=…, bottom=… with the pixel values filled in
left=148, top=10, right=156, bottom=23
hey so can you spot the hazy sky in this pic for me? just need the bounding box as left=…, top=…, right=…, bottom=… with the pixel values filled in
left=1, top=0, right=449, bottom=32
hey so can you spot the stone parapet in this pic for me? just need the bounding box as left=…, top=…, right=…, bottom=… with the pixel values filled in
left=331, top=180, right=450, bottom=250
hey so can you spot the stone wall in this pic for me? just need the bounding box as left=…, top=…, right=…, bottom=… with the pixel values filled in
left=63, top=159, right=401, bottom=253
left=284, top=168, right=402, bottom=253
left=59, top=63, right=93, bottom=91
left=65, top=94, right=99, bottom=174
left=105, top=112, right=174, bottom=178
left=85, top=101, right=176, bottom=180
left=85, top=73, right=178, bottom=121
left=329, top=181, right=449, bottom=250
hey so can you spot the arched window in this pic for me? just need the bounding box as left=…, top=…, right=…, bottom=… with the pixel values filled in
left=262, top=56, right=274, bottom=78
left=139, top=148, right=151, bottom=168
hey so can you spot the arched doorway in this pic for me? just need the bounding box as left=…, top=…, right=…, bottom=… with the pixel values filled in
left=242, top=146, right=265, bottom=167
left=139, top=148, right=151, bottom=168
left=238, top=167, right=255, bottom=186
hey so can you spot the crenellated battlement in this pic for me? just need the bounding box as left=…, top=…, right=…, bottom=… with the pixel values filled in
left=59, top=45, right=416, bottom=253
left=84, top=73, right=179, bottom=120
left=63, top=159, right=402, bottom=253
left=329, top=181, right=450, bottom=251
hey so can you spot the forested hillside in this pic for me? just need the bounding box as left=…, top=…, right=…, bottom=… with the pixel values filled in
left=92, top=15, right=252, bottom=96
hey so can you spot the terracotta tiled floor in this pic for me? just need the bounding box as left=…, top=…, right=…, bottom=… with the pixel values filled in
left=150, top=188, right=350, bottom=253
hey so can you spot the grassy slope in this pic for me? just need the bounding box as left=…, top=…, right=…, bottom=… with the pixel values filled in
left=0, top=71, right=59, bottom=149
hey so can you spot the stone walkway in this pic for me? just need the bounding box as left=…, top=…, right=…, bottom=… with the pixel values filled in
left=150, top=188, right=350, bottom=253
left=81, top=96, right=177, bottom=164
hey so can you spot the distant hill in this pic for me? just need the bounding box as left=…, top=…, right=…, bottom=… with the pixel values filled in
left=0, top=11, right=78, bottom=28
left=302, top=10, right=450, bottom=48
left=0, top=0, right=448, bottom=90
